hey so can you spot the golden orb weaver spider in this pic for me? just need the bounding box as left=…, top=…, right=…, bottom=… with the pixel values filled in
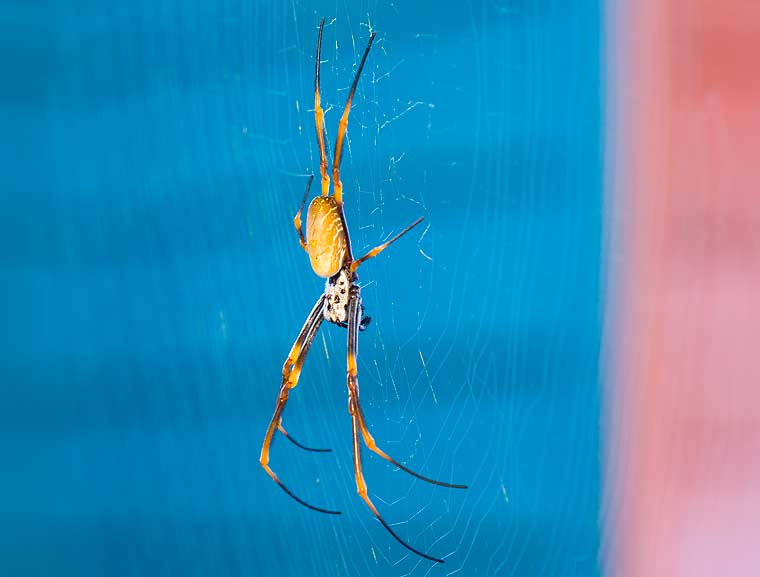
left=259, top=19, right=467, bottom=564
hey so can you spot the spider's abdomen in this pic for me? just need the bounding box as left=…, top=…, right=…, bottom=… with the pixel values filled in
left=306, top=196, right=348, bottom=278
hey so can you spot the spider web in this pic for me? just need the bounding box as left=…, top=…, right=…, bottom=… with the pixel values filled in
left=1, top=2, right=602, bottom=577
left=250, top=3, right=602, bottom=576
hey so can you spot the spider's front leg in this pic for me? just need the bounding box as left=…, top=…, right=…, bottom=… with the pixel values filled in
left=259, top=294, right=339, bottom=515
left=345, top=292, right=447, bottom=563
left=275, top=293, right=331, bottom=453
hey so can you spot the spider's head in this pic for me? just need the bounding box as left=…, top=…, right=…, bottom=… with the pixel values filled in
left=306, top=196, right=349, bottom=278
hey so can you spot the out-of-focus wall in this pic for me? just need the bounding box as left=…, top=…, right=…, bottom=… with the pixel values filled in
left=606, top=1, right=760, bottom=576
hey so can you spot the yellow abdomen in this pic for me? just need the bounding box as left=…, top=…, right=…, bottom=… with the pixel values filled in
left=306, top=196, right=348, bottom=278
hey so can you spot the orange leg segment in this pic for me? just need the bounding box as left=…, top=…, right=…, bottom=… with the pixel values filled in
left=346, top=294, right=459, bottom=563
left=314, top=18, right=330, bottom=196
left=331, top=30, right=376, bottom=205
left=293, top=175, right=312, bottom=252
left=350, top=217, right=425, bottom=272
left=260, top=295, right=338, bottom=513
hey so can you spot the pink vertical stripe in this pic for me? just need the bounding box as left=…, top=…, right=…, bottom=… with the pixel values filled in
left=606, top=1, right=760, bottom=576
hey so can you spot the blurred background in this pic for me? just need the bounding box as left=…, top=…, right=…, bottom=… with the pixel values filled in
left=2, top=1, right=756, bottom=576
left=605, top=1, right=760, bottom=576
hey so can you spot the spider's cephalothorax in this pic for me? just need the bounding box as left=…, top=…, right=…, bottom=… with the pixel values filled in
left=258, top=18, right=466, bottom=565
left=324, top=268, right=371, bottom=330
left=323, top=268, right=352, bottom=325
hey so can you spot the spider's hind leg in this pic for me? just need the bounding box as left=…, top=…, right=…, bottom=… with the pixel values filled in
left=293, top=175, right=313, bottom=252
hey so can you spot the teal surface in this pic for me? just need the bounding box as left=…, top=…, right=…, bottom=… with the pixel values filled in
left=2, top=1, right=603, bottom=575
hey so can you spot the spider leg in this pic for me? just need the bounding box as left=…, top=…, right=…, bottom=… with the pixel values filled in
left=279, top=294, right=331, bottom=452
left=281, top=295, right=325, bottom=389
left=277, top=420, right=331, bottom=453
left=353, top=402, right=467, bottom=489
left=346, top=294, right=445, bottom=563
left=331, top=29, right=376, bottom=206
left=293, top=175, right=312, bottom=252
left=350, top=217, right=425, bottom=272
left=314, top=18, right=330, bottom=196
left=345, top=290, right=465, bottom=488
left=260, top=384, right=338, bottom=515
left=260, top=295, right=339, bottom=515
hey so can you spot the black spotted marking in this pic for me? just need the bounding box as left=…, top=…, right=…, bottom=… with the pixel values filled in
left=323, top=267, right=361, bottom=327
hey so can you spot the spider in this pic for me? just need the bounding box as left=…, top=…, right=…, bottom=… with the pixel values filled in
left=259, top=19, right=467, bottom=564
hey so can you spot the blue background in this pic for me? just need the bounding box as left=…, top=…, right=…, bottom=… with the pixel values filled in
left=2, top=1, right=602, bottom=575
